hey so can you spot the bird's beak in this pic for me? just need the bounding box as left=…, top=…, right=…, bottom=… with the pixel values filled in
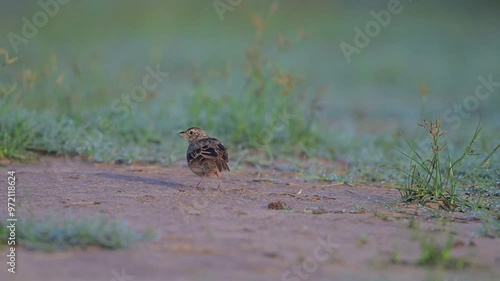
left=178, top=131, right=187, bottom=138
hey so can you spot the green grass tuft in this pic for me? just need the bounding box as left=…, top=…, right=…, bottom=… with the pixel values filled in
left=0, top=62, right=35, bottom=159
left=396, top=119, right=499, bottom=211
left=0, top=110, right=35, bottom=159
left=13, top=213, right=156, bottom=251
left=415, top=230, right=467, bottom=270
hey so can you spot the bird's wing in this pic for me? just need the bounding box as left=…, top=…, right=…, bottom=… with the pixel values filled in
left=187, top=138, right=230, bottom=172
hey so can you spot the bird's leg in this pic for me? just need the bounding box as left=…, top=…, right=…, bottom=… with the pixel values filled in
left=216, top=171, right=222, bottom=191
left=195, top=175, right=205, bottom=190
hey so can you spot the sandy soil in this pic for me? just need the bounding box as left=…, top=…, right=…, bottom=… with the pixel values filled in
left=1, top=157, right=499, bottom=281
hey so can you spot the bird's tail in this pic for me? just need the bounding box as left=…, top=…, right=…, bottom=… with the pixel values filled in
left=216, top=160, right=230, bottom=172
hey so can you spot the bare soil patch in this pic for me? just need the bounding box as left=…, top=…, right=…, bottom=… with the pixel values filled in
left=1, top=157, right=499, bottom=281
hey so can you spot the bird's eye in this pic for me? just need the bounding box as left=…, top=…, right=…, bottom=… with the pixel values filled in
left=189, top=131, right=194, bottom=135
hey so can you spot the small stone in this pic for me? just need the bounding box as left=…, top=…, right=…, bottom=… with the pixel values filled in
left=268, top=201, right=288, bottom=210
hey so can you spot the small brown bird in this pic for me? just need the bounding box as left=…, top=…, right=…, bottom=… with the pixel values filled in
left=177, top=127, right=230, bottom=190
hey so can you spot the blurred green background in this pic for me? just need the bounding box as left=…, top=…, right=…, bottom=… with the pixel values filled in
left=1, top=0, right=499, bottom=174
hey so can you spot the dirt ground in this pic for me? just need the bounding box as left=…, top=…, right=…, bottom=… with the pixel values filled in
left=1, top=157, right=499, bottom=281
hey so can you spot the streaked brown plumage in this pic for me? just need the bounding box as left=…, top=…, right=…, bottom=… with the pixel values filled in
left=177, top=127, right=230, bottom=190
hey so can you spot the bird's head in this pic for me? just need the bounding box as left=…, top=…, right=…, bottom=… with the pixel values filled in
left=177, top=127, right=209, bottom=143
